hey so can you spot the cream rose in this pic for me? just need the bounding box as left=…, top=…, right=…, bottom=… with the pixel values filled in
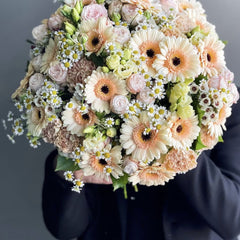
left=31, top=55, right=42, bottom=72
left=137, top=88, right=155, bottom=104
left=81, top=4, right=108, bottom=21
left=114, top=26, right=131, bottom=45
left=48, top=63, right=67, bottom=84
left=108, top=0, right=123, bottom=16
left=160, top=0, right=178, bottom=11
left=121, top=4, right=144, bottom=26
left=110, top=95, right=129, bottom=114
left=48, top=14, right=63, bottom=31
left=126, top=73, right=145, bottom=94
left=29, top=73, right=45, bottom=91
left=32, top=24, right=48, bottom=43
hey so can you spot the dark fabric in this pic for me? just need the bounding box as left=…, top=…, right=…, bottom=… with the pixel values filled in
left=42, top=101, right=240, bottom=240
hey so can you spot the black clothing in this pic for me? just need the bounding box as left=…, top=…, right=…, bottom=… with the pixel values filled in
left=42, top=102, right=240, bottom=240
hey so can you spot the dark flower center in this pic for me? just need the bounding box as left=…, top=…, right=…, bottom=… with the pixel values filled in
left=82, top=114, right=90, bottom=121
left=99, top=159, right=108, bottom=165
left=38, top=110, right=42, bottom=120
left=101, top=85, right=109, bottom=94
left=146, top=49, right=155, bottom=58
left=172, top=57, right=181, bottom=66
left=207, top=53, right=211, bottom=62
left=141, top=132, right=152, bottom=141
left=92, top=37, right=100, bottom=46
left=176, top=125, right=183, bottom=133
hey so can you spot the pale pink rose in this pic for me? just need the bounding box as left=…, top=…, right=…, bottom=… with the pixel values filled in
left=32, top=24, right=48, bottom=42
left=48, top=14, right=63, bottom=31
left=108, top=0, right=123, bottom=16
left=229, top=83, right=239, bottom=104
left=110, top=95, right=129, bottom=114
left=123, top=157, right=138, bottom=175
left=126, top=73, right=145, bottom=94
left=121, top=4, right=144, bottom=26
left=29, top=73, right=45, bottom=91
left=31, top=55, right=42, bottom=72
left=81, top=4, right=108, bottom=21
left=208, top=68, right=234, bottom=90
left=137, top=88, right=155, bottom=104
left=160, top=0, right=178, bottom=11
left=48, top=63, right=68, bottom=85
left=114, top=26, right=131, bottom=45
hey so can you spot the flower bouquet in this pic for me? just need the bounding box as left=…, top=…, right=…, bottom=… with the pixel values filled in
left=4, top=0, right=239, bottom=197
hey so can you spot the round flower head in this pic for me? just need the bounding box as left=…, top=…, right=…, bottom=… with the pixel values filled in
left=67, top=58, right=96, bottom=92
left=120, top=111, right=171, bottom=162
left=85, top=71, right=127, bottom=113
left=62, top=99, right=97, bottom=137
left=153, top=36, right=201, bottom=82
left=128, top=165, right=176, bottom=186
left=178, top=0, right=205, bottom=14
left=200, top=126, right=218, bottom=150
left=80, top=17, right=115, bottom=54
left=168, top=112, right=200, bottom=149
left=207, top=104, right=231, bottom=137
left=163, top=148, right=198, bottom=173
left=80, top=145, right=123, bottom=181
left=27, top=106, right=48, bottom=137
left=129, top=29, right=164, bottom=76
left=198, top=34, right=226, bottom=77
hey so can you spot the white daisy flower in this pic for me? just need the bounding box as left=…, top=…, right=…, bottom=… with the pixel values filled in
left=64, top=171, right=74, bottom=182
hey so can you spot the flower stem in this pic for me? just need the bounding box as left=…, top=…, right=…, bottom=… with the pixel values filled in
left=124, top=185, right=128, bottom=199
left=134, top=185, right=138, bottom=192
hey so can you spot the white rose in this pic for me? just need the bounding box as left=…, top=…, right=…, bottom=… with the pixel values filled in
left=114, top=26, right=131, bottom=45
left=29, top=73, right=45, bottom=91
left=137, top=88, right=155, bottom=104
left=31, top=55, right=42, bottom=72
left=64, top=0, right=77, bottom=7
left=48, top=63, right=67, bottom=85
left=32, top=24, right=48, bottom=43
left=48, top=14, right=63, bottom=31
left=110, top=95, right=129, bottom=115
left=123, top=157, right=138, bottom=175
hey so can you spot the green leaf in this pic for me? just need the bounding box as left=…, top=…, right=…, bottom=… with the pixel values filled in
left=55, top=155, right=79, bottom=172
left=95, top=111, right=106, bottom=120
left=111, top=173, right=129, bottom=192
left=218, top=136, right=224, bottom=143
left=196, top=106, right=205, bottom=126
left=193, top=135, right=207, bottom=151
left=195, top=74, right=207, bottom=85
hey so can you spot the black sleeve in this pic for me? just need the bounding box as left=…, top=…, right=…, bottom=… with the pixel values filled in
left=41, top=150, right=91, bottom=240
left=174, top=102, right=240, bottom=239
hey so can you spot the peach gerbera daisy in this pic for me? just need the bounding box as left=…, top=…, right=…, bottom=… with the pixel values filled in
left=200, top=126, right=218, bottom=150
left=62, top=99, right=97, bottom=136
left=207, top=104, right=231, bottom=137
left=168, top=112, right=200, bottom=149
left=163, top=148, right=198, bottom=174
left=128, top=165, right=175, bottom=186
left=120, top=112, right=171, bottom=162
left=198, top=34, right=226, bottom=77
left=80, top=145, right=123, bottom=181
left=80, top=17, right=115, bottom=55
left=85, top=70, right=127, bottom=113
left=129, top=29, right=164, bottom=76
left=153, top=36, right=201, bottom=82
left=27, top=106, right=48, bottom=137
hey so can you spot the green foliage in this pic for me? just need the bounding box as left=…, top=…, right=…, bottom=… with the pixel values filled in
left=111, top=173, right=129, bottom=191
left=218, top=136, right=224, bottom=143
left=195, top=74, right=207, bottom=85
left=192, top=135, right=206, bottom=151
left=55, top=155, right=80, bottom=172
left=88, top=54, right=105, bottom=67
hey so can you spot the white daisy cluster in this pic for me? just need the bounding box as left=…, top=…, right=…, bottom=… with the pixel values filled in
left=5, top=0, right=239, bottom=192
